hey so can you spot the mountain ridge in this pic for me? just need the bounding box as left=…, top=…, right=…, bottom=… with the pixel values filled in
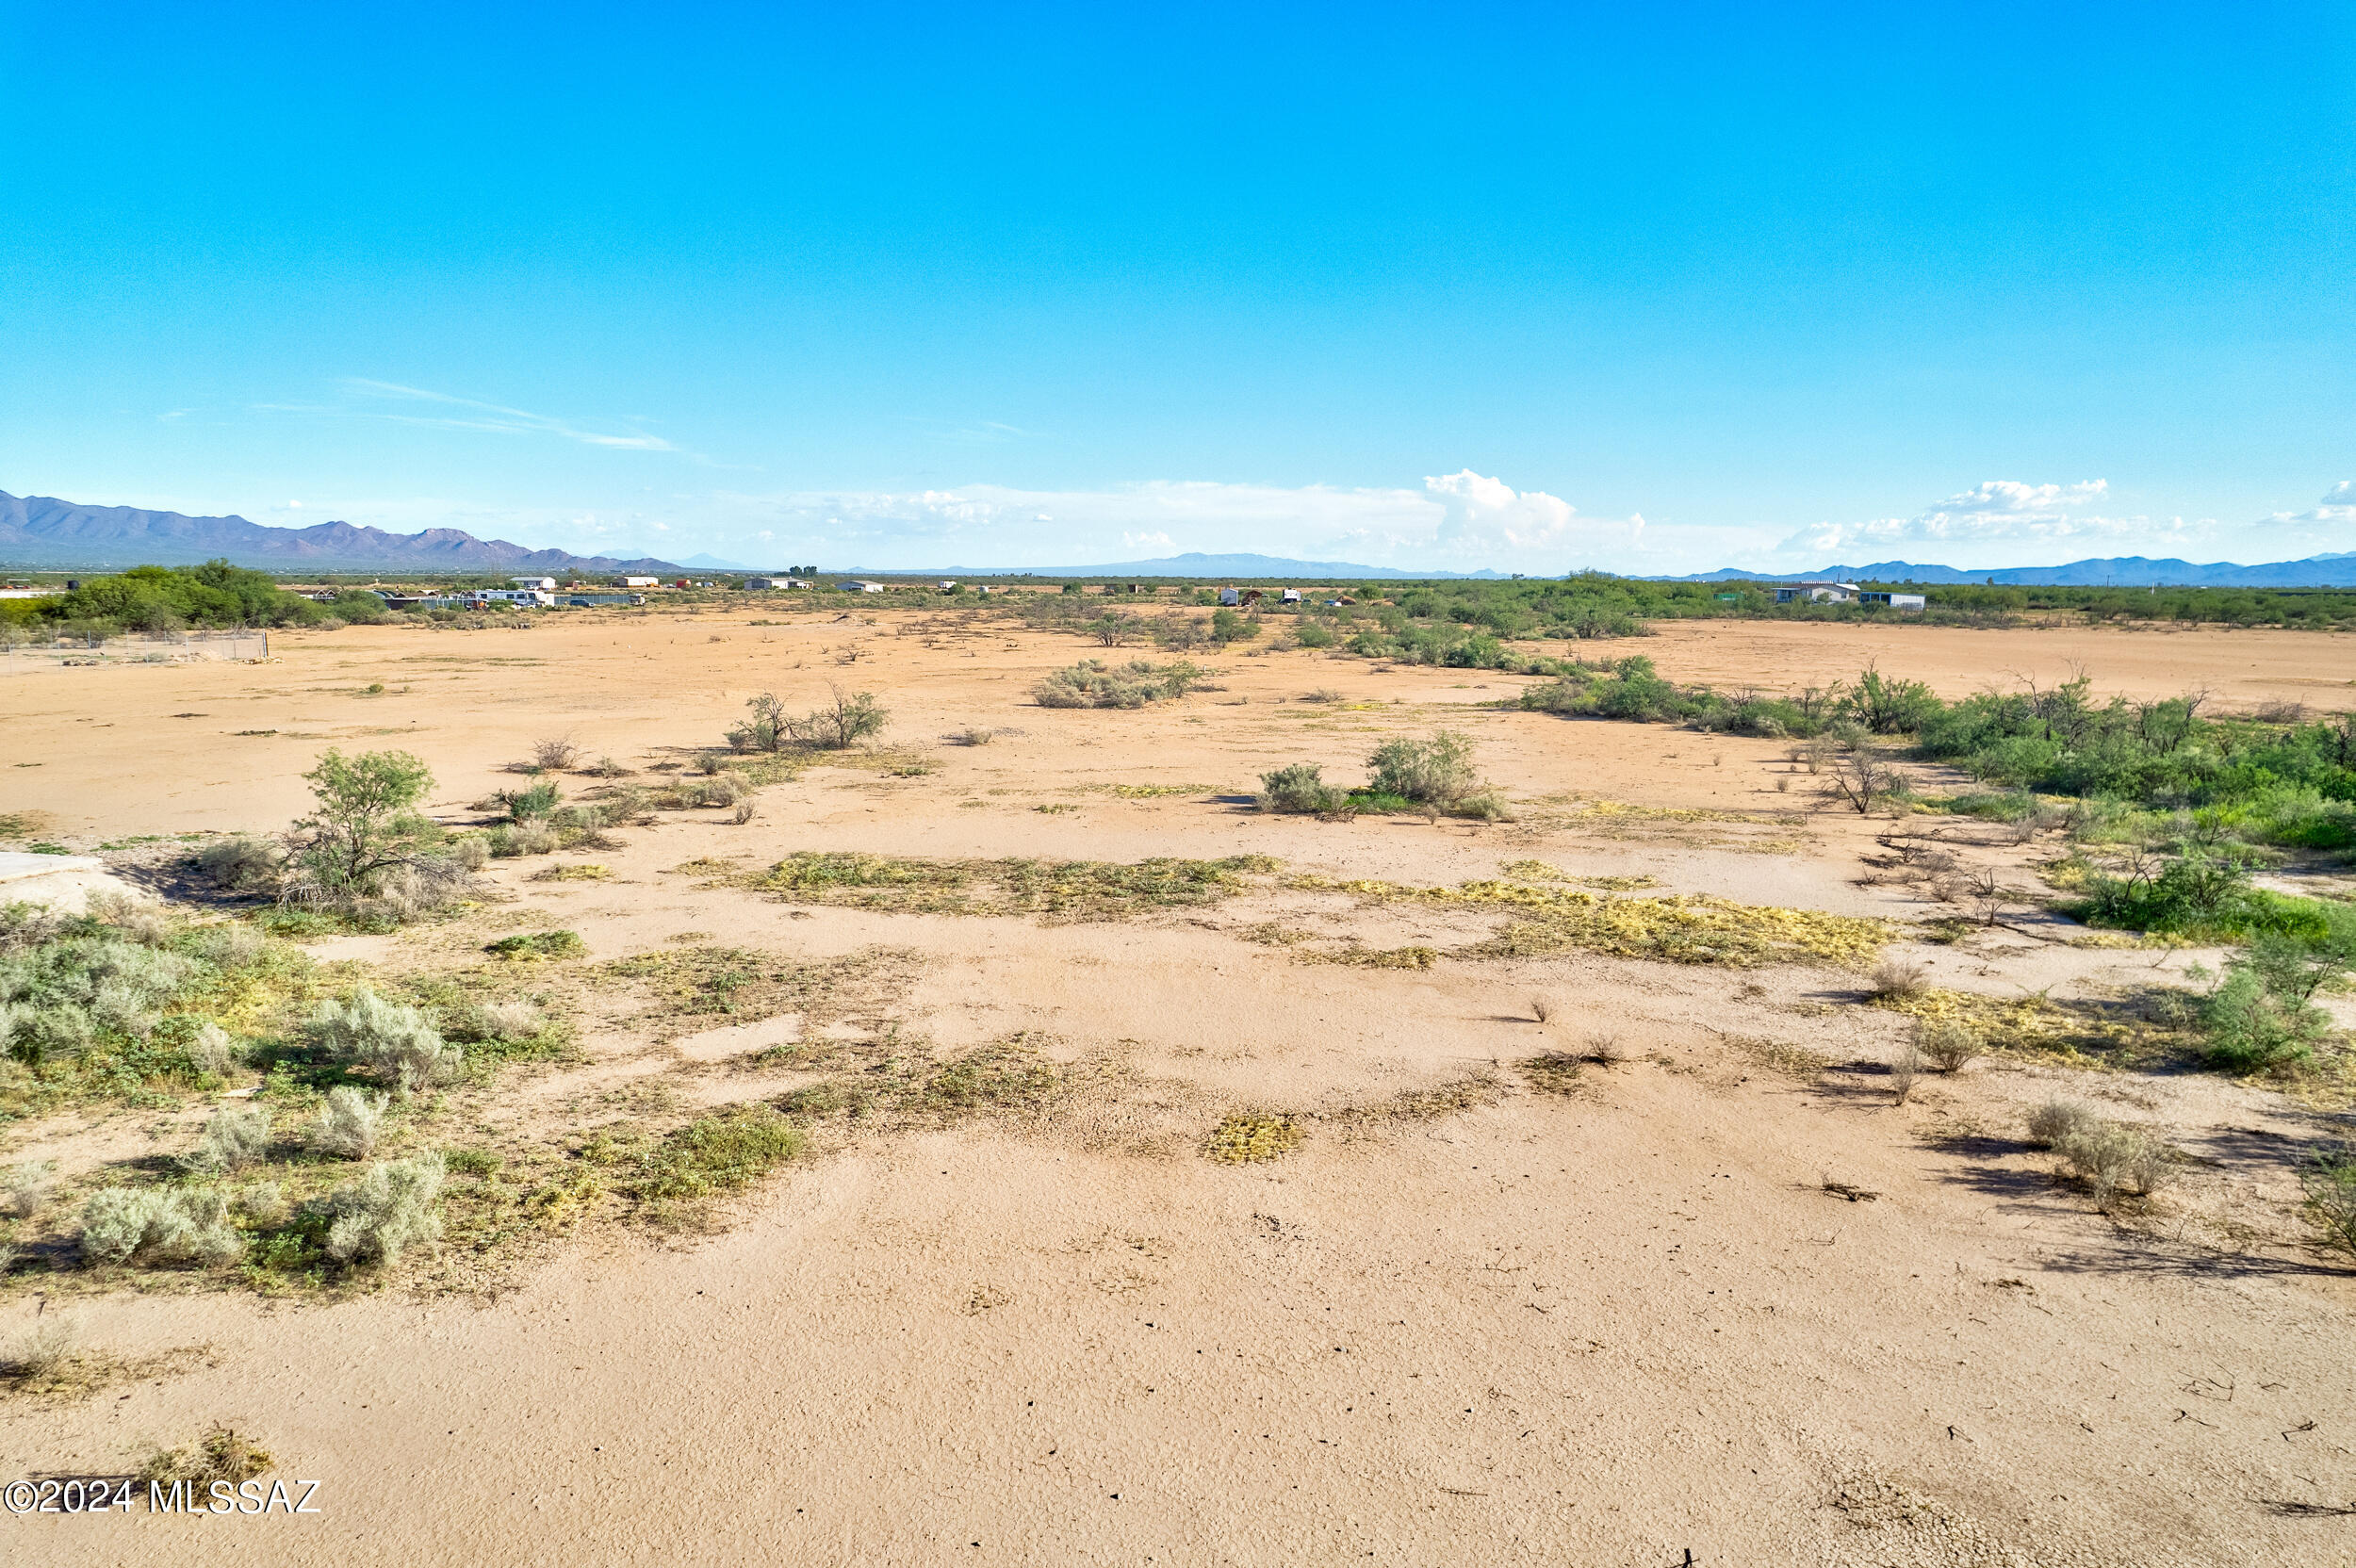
left=0, top=491, right=685, bottom=575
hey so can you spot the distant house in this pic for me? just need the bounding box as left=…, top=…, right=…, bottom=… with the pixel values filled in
left=740, top=577, right=798, bottom=590
left=510, top=576, right=556, bottom=590
left=838, top=580, right=887, bottom=594
left=616, top=576, right=660, bottom=588
left=1774, top=581, right=1859, bottom=604
left=938, top=580, right=957, bottom=591
left=1860, top=591, right=1927, bottom=612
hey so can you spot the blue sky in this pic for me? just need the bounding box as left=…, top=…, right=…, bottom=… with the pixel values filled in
left=2, top=1, right=2349, bottom=572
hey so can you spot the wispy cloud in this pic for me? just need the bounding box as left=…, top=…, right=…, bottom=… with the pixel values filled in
left=1775, top=478, right=2174, bottom=559
left=255, top=380, right=685, bottom=453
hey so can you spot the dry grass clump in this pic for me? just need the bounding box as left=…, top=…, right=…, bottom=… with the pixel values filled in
left=1530, top=994, right=1554, bottom=1023
left=1293, top=943, right=1436, bottom=970
left=598, top=943, right=912, bottom=1042
left=954, top=727, right=996, bottom=745
left=137, top=1424, right=273, bottom=1488
left=1867, top=955, right=1928, bottom=1000
left=1583, top=1031, right=1628, bottom=1066
left=194, top=834, right=284, bottom=891
left=1204, top=1114, right=1301, bottom=1164
left=731, top=797, right=757, bottom=825
left=4, top=1159, right=54, bottom=1218
left=532, top=862, right=610, bottom=881
left=1521, top=1053, right=1586, bottom=1094
left=0, top=1318, right=76, bottom=1381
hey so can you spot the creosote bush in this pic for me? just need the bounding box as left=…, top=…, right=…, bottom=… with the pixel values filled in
left=2024, top=1098, right=2095, bottom=1149
left=729, top=687, right=888, bottom=751
left=1256, top=763, right=1351, bottom=816
left=2051, top=1119, right=2173, bottom=1207
left=1031, top=660, right=1206, bottom=710
left=1366, top=731, right=1478, bottom=808
left=1913, top=1016, right=1981, bottom=1073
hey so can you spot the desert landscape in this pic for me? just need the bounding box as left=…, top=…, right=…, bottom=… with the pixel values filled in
left=1, top=604, right=2352, bottom=1565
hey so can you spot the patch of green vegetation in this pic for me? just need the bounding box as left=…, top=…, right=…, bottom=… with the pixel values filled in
left=597, top=944, right=912, bottom=1041
left=615, top=1105, right=806, bottom=1205
left=751, top=852, right=1277, bottom=922
left=1289, top=872, right=1891, bottom=968
left=1204, top=1114, right=1301, bottom=1164
left=483, top=930, right=585, bottom=960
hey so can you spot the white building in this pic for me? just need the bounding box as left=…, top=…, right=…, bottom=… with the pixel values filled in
left=1860, top=591, right=1927, bottom=612
left=838, top=580, right=887, bottom=594
left=616, top=576, right=660, bottom=588
left=509, top=576, right=556, bottom=590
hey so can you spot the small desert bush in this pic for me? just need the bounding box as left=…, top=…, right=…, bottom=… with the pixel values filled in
left=187, top=1021, right=241, bottom=1076
left=532, top=736, right=579, bottom=771
left=1867, top=955, right=1928, bottom=1000
left=1889, top=1039, right=1921, bottom=1103
left=2051, top=1118, right=2173, bottom=1206
left=137, top=1425, right=273, bottom=1488
left=1583, top=1031, right=1628, bottom=1065
left=1530, top=994, right=1554, bottom=1023
left=321, top=1152, right=446, bottom=1265
left=466, top=998, right=546, bottom=1042
left=1366, top=731, right=1479, bottom=808
left=498, top=779, right=562, bottom=823
left=1032, top=659, right=1206, bottom=710
left=311, top=1086, right=388, bottom=1159
left=1522, top=1052, right=1584, bottom=1094
left=2300, top=1145, right=2356, bottom=1257
left=80, top=1186, right=244, bottom=1267
left=195, top=835, right=284, bottom=892
left=486, top=822, right=560, bottom=858
left=184, top=1104, right=270, bottom=1173
left=729, top=687, right=888, bottom=750
left=2, top=1318, right=76, bottom=1379
left=2024, top=1098, right=2096, bottom=1149
left=5, top=1159, right=55, bottom=1218
left=1914, top=1016, right=1980, bottom=1072
left=306, top=988, right=461, bottom=1095
left=732, top=798, right=757, bottom=825
left=956, top=727, right=995, bottom=745
left=1256, top=762, right=1350, bottom=815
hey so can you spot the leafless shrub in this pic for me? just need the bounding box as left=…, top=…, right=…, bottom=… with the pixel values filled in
left=1889, top=1040, right=1920, bottom=1104
left=1530, top=995, right=1554, bottom=1024
left=1584, top=1031, right=1627, bottom=1066
left=1823, top=746, right=1908, bottom=814
left=532, top=736, right=579, bottom=771
left=731, top=798, right=757, bottom=825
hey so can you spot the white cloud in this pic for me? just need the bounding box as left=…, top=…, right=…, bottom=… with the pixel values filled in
left=1777, top=477, right=2179, bottom=559
left=1121, top=531, right=1174, bottom=549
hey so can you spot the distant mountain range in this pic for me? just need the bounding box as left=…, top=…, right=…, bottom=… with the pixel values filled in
left=6, top=489, right=2354, bottom=586
left=1660, top=554, right=2356, bottom=587
left=0, top=491, right=684, bottom=575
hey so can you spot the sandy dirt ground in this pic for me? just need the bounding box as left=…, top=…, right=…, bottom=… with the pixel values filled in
left=2, top=606, right=2353, bottom=1565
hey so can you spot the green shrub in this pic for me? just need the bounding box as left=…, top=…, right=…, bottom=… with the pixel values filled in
left=2300, top=1146, right=2356, bottom=1256
left=499, top=780, right=562, bottom=822
left=729, top=687, right=889, bottom=750
left=80, top=1186, right=243, bottom=1267
left=321, top=1152, right=446, bottom=1265
left=1257, top=763, right=1350, bottom=816
left=311, top=1086, right=386, bottom=1159
left=627, top=1106, right=804, bottom=1202
left=306, top=988, right=461, bottom=1095
left=483, top=929, right=584, bottom=960
left=1032, top=660, right=1204, bottom=709
left=1366, top=731, right=1479, bottom=807
left=184, top=1104, right=270, bottom=1172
